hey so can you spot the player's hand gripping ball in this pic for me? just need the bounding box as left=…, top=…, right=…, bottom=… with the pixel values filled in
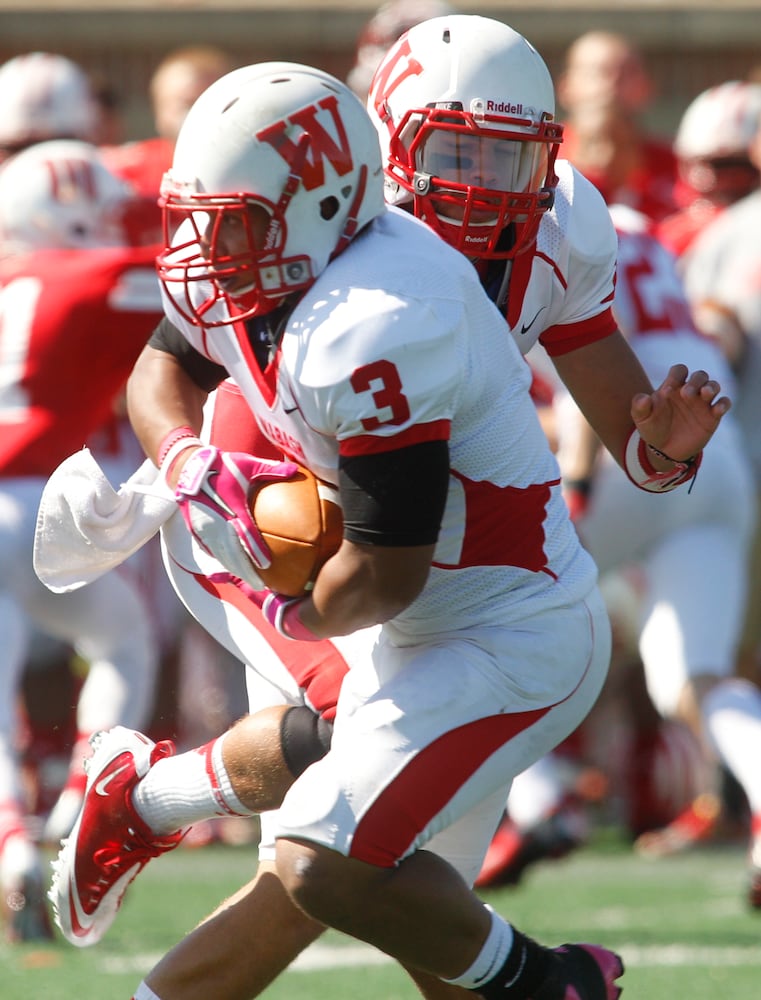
left=250, top=466, right=343, bottom=597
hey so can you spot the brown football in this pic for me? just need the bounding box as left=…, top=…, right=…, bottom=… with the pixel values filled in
left=250, top=466, right=343, bottom=597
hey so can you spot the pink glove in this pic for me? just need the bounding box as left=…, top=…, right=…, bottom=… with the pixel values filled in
left=262, top=592, right=320, bottom=641
left=175, top=446, right=297, bottom=587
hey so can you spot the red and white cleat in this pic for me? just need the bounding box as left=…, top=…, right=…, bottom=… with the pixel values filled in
left=49, top=726, right=184, bottom=947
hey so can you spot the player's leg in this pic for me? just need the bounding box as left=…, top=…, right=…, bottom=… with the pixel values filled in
left=31, top=566, right=159, bottom=842
left=0, top=482, right=55, bottom=940
left=275, top=593, right=622, bottom=998
left=135, top=860, right=324, bottom=1000
left=638, top=514, right=761, bottom=903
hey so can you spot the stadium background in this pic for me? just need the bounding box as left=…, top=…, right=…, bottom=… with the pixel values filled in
left=1, top=0, right=760, bottom=140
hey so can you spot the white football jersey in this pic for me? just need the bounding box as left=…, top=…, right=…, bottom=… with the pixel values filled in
left=609, top=203, right=736, bottom=394
left=681, top=189, right=761, bottom=484
left=493, top=160, right=619, bottom=359
left=163, top=206, right=598, bottom=638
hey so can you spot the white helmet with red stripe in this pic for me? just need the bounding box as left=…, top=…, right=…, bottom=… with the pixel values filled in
left=157, top=62, right=385, bottom=327
left=0, top=52, right=97, bottom=155
left=0, top=140, right=132, bottom=252
left=367, top=15, right=563, bottom=260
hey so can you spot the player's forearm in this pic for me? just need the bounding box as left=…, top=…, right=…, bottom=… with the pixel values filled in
left=553, top=329, right=653, bottom=469
left=299, top=541, right=433, bottom=637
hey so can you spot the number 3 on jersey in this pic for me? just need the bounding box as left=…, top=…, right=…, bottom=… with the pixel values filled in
left=350, top=359, right=411, bottom=430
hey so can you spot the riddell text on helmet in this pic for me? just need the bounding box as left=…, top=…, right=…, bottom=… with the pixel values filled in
left=486, top=101, right=526, bottom=114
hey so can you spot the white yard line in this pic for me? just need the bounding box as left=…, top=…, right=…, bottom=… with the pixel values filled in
left=101, top=940, right=761, bottom=975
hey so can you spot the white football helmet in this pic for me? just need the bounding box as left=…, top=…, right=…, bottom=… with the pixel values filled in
left=674, top=81, right=761, bottom=202
left=346, top=0, right=456, bottom=98
left=0, top=140, right=133, bottom=252
left=157, top=62, right=385, bottom=327
left=0, top=52, right=97, bottom=155
left=367, top=15, right=563, bottom=259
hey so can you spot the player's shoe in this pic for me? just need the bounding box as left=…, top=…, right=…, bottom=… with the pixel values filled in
left=49, top=726, right=184, bottom=947
left=536, top=943, right=624, bottom=1000
left=1, top=835, right=54, bottom=943
left=475, top=800, right=587, bottom=889
left=633, top=792, right=720, bottom=858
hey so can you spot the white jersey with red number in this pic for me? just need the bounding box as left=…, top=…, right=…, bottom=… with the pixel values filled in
left=608, top=204, right=737, bottom=390
left=557, top=204, right=754, bottom=718
left=163, top=205, right=598, bottom=640
left=0, top=245, right=163, bottom=477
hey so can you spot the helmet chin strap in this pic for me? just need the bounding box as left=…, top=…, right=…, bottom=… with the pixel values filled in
left=330, top=164, right=368, bottom=262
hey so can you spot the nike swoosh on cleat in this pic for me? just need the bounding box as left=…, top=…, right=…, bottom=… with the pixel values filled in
left=95, top=764, right=130, bottom=797
left=520, top=306, right=546, bottom=335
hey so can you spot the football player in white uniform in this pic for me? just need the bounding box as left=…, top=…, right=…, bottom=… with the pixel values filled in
left=44, top=37, right=732, bottom=1000
left=554, top=205, right=761, bottom=891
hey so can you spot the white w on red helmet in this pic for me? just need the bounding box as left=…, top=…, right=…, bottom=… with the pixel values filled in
left=157, top=62, right=385, bottom=328
left=0, top=52, right=97, bottom=151
left=0, top=139, right=133, bottom=252
left=367, top=15, right=563, bottom=259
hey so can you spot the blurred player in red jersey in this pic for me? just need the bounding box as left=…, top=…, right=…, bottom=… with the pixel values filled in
left=657, top=81, right=761, bottom=258
left=0, top=139, right=164, bottom=940
left=557, top=31, right=678, bottom=221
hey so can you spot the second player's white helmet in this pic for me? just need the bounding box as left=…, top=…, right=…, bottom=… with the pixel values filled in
left=0, top=140, right=133, bottom=253
left=368, top=15, right=563, bottom=259
left=0, top=53, right=97, bottom=156
left=157, top=62, right=386, bottom=327
left=674, top=80, right=761, bottom=202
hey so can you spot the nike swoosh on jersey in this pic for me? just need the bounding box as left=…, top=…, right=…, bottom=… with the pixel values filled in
left=520, top=306, right=546, bottom=335
left=95, top=764, right=130, bottom=797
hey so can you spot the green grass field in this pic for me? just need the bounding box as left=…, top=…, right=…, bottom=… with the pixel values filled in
left=3, top=832, right=760, bottom=999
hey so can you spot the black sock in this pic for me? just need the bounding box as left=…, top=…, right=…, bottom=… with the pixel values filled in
left=472, top=930, right=558, bottom=999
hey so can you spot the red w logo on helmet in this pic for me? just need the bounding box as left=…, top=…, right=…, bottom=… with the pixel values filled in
left=257, top=95, right=354, bottom=190
left=45, top=157, right=97, bottom=202
left=369, top=37, right=423, bottom=140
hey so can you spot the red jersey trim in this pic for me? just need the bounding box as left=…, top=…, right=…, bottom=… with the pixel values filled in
left=232, top=318, right=280, bottom=408
left=339, top=419, right=451, bottom=458
left=539, top=307, right=617, bottom=357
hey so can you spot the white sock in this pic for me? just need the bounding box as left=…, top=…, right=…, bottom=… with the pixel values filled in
left=132, top=983, right=161, bottom=1000
left=133, top=733, right=251, bottom=834
left=703, top=678, right=761, bottom=815
left=442, top=905, right=515, bottom=988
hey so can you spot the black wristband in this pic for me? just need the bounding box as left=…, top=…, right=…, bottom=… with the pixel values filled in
left=646, top=443, right=698, bottom=466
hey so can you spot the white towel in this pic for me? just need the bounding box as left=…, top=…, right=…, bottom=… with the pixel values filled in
left=34, top=447, right=177, bottom=593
